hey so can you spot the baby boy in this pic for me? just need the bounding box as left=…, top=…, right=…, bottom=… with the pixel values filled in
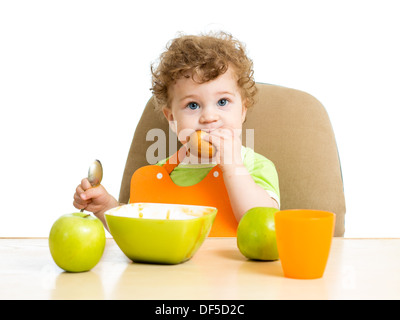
left=73, top=32, right=280, bottom=231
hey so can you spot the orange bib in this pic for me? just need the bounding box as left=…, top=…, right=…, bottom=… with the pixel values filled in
left=129, top=147, right=237, bottom=237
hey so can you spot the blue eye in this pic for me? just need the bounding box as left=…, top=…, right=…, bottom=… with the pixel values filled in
left=218, top=99, right=228, bottom=107
left=187, top=102, right=200, bottom=110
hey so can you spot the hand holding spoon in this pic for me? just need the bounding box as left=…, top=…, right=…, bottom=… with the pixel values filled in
left=80, top=160, right=103, bottom=212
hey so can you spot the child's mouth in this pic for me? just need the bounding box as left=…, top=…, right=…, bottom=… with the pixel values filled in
left=199, top=127, right=220, bottom=133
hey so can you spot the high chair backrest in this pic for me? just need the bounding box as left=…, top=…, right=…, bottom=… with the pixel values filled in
left=119, top=83, right=346, bottom=237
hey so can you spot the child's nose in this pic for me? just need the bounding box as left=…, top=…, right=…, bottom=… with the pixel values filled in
left=199, top=106, right=219, bottom=123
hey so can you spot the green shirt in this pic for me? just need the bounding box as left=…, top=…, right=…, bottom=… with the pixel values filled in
left=156, top=146, right=280, bottom=207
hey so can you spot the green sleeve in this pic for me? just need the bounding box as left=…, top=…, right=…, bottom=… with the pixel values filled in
left=242, top=147, right=280, bottom=205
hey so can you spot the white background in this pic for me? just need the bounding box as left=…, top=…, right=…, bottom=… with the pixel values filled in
left=1, top=0, right=399, bottom=237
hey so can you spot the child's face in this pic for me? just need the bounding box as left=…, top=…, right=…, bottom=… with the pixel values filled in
left=163, top=67, right=247, bottom=144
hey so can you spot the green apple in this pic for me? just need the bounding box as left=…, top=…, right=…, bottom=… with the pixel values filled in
left=49, top=212, right=106, bottom=272
left=237, top=207, right=279, bottom=261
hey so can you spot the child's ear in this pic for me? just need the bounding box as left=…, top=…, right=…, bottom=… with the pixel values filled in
left=162, top=107, right=177, bottom=133
left=241, top=105, right=248, bottom=123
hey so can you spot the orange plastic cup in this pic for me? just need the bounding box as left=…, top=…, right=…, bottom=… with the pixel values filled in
left=275, top=209, right=336, bottom=279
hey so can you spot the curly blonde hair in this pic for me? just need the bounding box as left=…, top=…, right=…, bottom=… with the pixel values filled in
left=151, top=31, right=257, bottom=111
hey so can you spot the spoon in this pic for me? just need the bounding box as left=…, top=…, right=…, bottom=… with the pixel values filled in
left=87, top=159, right=103, bottom=187
left=80, top=159, right=103, bottom=212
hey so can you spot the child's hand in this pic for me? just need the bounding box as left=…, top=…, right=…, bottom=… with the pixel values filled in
left=73, top=178, right=118, bottom=217
left=205, top=127, right=244, bottom=173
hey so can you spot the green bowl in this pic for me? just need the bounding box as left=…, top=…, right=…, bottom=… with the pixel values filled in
left=105, top=203, right=217, bottom=264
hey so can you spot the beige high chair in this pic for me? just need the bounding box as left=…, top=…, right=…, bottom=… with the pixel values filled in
left=118, top=83, right=346, bottom=237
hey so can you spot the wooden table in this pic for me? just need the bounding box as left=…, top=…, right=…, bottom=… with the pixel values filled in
left=1, top=238, right=399, bottom=300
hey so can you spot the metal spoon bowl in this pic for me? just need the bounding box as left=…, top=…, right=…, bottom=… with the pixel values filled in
left=88, top=159, right=103, bottom=187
